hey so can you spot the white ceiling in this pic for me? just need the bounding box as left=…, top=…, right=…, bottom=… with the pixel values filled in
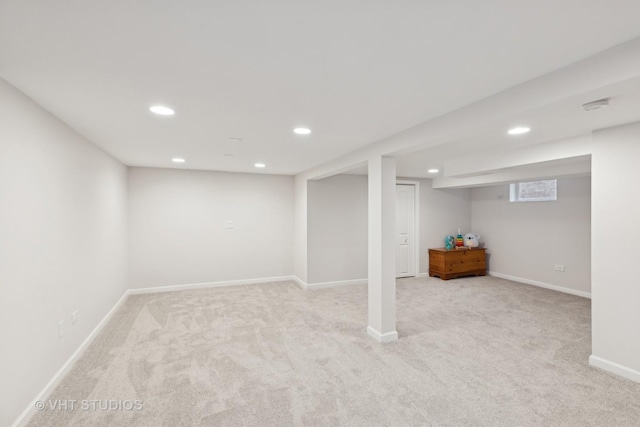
left=391, top=76, right=640, bottom=179
left=2, top=1, right=640, bottom=175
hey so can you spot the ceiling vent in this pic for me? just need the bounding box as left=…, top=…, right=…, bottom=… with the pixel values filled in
left=582, top=98, right=610, bottom=111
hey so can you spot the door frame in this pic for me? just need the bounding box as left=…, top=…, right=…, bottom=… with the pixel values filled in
left=396, top=180, right=420, bottom=278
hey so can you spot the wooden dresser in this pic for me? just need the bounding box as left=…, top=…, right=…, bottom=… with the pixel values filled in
left=428, top=247, right=486, bottom=280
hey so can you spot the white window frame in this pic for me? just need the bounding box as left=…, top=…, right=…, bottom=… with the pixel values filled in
left=509, top=179, right=557, bottom=202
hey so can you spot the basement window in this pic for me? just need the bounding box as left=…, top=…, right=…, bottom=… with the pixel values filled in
left=509, top=179, right=557, bottom=202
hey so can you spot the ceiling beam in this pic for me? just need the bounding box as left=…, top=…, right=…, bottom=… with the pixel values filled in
left=433, top=160, right=590, bottom=189
left=443, top=134, right=592, bottom=178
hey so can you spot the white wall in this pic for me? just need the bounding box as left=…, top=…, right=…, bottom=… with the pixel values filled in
left=306, top=175, right=471, bottom=283
left=591, top=122, right=640, bottom=380
left=418, top=180, right=472, bottom=273
left=0, top=78, right=128, bottom=426
left=470, top=176, right=591, bottom=295
left=308, top=175, right=368, bottom=283
left=128, top=167, right=294, bottom=288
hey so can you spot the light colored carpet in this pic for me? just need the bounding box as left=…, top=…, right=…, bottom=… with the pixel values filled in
left=28, top=276, right=640, bottom=426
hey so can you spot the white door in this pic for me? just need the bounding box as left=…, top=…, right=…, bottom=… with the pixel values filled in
left=396, top=184, right=416, bottom=278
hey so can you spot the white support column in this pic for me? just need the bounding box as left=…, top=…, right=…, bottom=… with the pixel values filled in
left=367, top=155, right=398, bottom=343
left=590, top=122, right=640, bottom=383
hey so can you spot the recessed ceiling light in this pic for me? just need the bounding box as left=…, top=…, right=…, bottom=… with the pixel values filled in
left=150, top=105, right=175, bottom=116
left=507, top=126, right=530, bottom=135
left=293, top=127, right=311, bottom=135
left=428, top=169, right=439, bottom=173
left=254, top=163, right=266, bottom=168
left=172, top=158, right=185, bottom=163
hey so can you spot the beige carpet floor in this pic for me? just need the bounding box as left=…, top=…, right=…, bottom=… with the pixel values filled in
left=28, top=276, right=640, bottom=426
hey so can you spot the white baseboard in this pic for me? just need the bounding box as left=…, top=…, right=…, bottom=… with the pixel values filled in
left=128, top=275, right=295, bottom=295
left=589, top=355, right=640, bottom=383
left=306, top=278, right=367, bottom=290
left=291, top=276, right=307, bottom=290
left=367, top=326, right=399, bottom=343
left=12, top=290, right=130, bottom=427
left=488, top=271, right=591, bottom=299
left=295, top=275, right=426, bottom=290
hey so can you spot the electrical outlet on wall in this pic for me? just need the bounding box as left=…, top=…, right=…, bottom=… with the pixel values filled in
left=72, top=310, right=79, bottom=324
left=225, top=220, right=234, bottom=229
left=554, top=264, right=565, bottom=272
